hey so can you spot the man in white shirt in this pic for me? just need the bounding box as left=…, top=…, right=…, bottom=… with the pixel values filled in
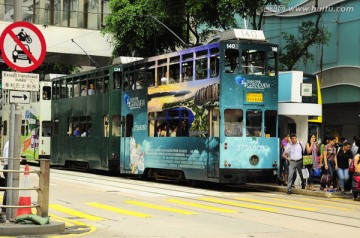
left=282, top=134, right=306, bottom=194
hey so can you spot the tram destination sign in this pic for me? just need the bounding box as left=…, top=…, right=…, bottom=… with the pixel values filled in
left=1, top=71, right=39, bottom=91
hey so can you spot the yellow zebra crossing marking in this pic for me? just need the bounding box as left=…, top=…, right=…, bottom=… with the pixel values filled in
left=48, top=213, right=97, bottom=238
left=125, top=200, right=198, bottom=215
left=235, top=198, right=317, bottom=211
left=86, top=202, right=151, bottom=218
left=199, top=197, right=277, bottom=212
left=49, top=204, right=105, bottom=221
left=166, top=198, right=237, bottom=213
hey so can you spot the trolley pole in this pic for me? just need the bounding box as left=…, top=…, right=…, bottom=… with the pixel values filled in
left=6, top=0, right=23, bottom=221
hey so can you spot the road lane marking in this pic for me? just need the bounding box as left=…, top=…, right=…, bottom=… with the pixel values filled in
left=234, top=198, right=317, bottom=211
left=86, top=202, right=151, bottom=218
left=49, top=213, right=97, bottom=237
left=270, top=198, right=352, bottom=211
left=125, top=200, right=198, bottom=215
left=166, top=198, right=237, bottom=213
left=49, top=204, right=106, bottom=221
left=199, top=197, right=277, bottom=212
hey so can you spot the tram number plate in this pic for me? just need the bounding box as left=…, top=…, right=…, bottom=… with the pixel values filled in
left=246, top=93, right=263, bottom=103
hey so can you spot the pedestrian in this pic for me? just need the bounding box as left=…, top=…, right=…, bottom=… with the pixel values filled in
left=304, top=134, right=319, bottom=191
left=336, top=142, right=352, bottom=193
left=1, top=140, right=9, bottom=223
left=352, top=137, right=360, bottom=200
left=351, top=136, right=359, bottom=157
left=282, top=133, right=306, bottom=194
left=278, top=133, right=290, bottom=186
left=322, top=136, right=338, bottom=191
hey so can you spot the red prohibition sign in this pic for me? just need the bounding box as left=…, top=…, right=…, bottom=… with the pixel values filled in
left=0, top=21, right=46, bottom=72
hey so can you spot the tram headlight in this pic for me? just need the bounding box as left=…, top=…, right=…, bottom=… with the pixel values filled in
left=249, top=155, right=259, bottom=166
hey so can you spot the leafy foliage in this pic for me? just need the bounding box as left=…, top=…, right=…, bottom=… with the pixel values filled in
left=279, top=19, right=331, bottom=70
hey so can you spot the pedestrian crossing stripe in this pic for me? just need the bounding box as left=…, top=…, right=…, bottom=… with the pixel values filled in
left=49, top=204, right=105, bottom=221
left=125, top=200, right=198, bottom=215
left=166, top=198, right=237, bottom=213
left=199, top=197, right=278, bottom=212
left=86, top=202, right=151, bottom=218
left=48, top=213, right=97, bottom=237
left=234, top=198, right=318, bottom=211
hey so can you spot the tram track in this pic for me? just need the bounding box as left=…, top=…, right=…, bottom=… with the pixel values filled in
left=50, top=168, right=360, bottom=229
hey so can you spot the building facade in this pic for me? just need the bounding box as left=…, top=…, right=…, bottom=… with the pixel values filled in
left=262, top=0, right=360, bottom=141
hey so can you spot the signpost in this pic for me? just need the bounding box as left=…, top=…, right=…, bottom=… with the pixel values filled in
left=2, top=71, right=40, bottom=91
left=9, top=91, right=30, bottom=104
left=0, top=6, right=45, bottom=220
left=0, top=21, right=46, bottom=73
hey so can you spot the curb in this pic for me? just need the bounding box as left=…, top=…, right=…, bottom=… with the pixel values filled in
left=246, top=183, right=354, bottom=199
left=0, top=221, right=65, bottom=236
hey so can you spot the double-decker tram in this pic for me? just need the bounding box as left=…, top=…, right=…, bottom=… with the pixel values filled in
left=50, top=29, right=279, bottom=183
left=1, top=77, right=55, bottom=162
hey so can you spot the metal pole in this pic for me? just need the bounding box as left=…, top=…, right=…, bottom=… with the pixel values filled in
left=8, top=0, right=23, bottom=221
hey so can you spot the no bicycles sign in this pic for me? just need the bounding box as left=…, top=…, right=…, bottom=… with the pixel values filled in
left=0, top=21, right=46, bottom=72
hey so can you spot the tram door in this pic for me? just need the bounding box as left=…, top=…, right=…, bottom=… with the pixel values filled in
left=208, top=108, right=220, bottom=178
left=120, top=114, right=133, bottom=172
left=102, top=115, right=110, bottom=167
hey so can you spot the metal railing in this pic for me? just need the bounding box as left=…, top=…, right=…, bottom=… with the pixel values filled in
left=0, top=158, right=50, bottom=220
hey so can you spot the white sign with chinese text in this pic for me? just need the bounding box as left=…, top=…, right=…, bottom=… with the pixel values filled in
left=1, top=71, right=39, bottom=91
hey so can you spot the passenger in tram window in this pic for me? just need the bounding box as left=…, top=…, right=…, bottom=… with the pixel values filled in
left=88, top=83, right=95, bottom=95
left=160, top=125, right=167, bottom=137
left=81, top=86, right=87, bottom=96
left=73, top=126, right=81, bottom=137
left=170, top=126, right=177, bottom=137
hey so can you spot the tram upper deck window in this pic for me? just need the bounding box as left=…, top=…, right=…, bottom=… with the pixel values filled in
left=113, top=71, right=122, bottom=90
left=241, top=50, right=265, bottom=75
left=224, top=109, right=244, bottom=137
left=146, top=62, right=155, bottom=87
left=246, top=109, right=262, bottom=137
left=210, top=48, right=219, bottom=78
left=225, top=49, right=239, bottom=73
left=42, top=86, right=51, bottom=100
left=182, top=62, right=193, bottom=82
left=61, top=79, right=68, bottom=98
left=267, top=51, right=277, bottom=76
left=195, top=50, right=208, bottom=80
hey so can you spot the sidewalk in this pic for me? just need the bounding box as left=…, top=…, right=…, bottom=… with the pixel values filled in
left=247, top=182, right=354, bottom=199
left=0, top=220, right=65, bottom=236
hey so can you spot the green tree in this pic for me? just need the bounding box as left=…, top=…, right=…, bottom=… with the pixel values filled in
left=103, top=0, right=286, bottom=57
left=279, top=3, right=331, bottom=70
left=103, top=0, right=187, bottom=57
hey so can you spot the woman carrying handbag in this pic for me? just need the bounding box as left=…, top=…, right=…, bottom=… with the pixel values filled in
left=304, top=134, right=319, bottom=190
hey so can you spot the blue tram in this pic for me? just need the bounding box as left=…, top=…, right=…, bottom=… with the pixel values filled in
left=51, top=29, right=279, bottom=184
